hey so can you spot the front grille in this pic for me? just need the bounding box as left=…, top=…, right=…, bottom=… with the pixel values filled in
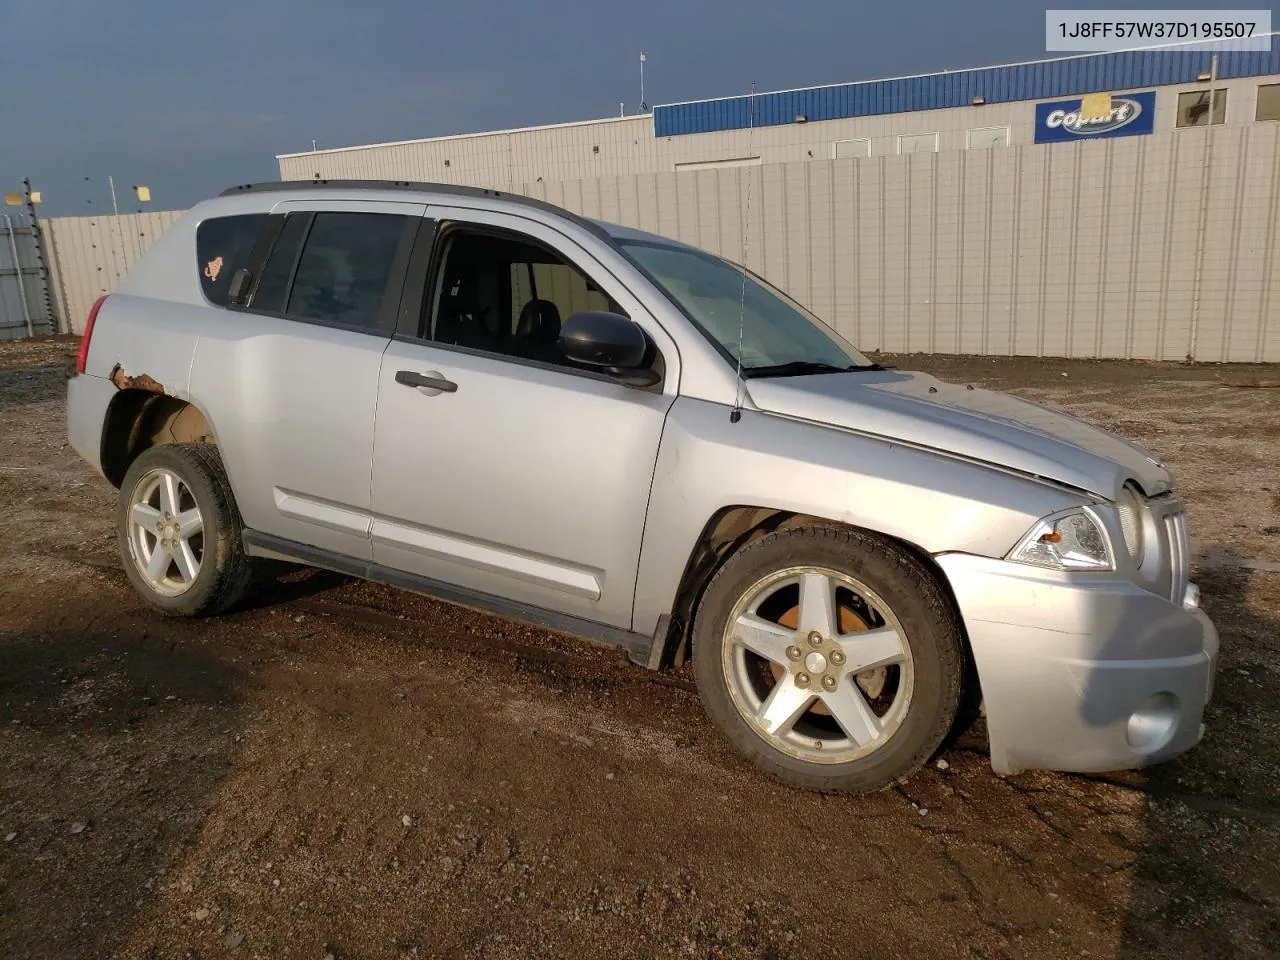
left=1163, top=510, right=1189, bottom=604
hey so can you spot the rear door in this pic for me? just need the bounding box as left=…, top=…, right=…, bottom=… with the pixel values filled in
left=368, top=208, right=679, bottom=628
left=189, top=200, right=424, bottom=561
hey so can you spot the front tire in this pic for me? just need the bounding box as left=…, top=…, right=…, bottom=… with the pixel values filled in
left=692, top=524, right=964, bottom=793
left=117, top=443, right=252, bottom=617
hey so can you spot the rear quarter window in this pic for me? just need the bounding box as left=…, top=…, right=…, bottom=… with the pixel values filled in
left=196, top=214, right=269, bottom=305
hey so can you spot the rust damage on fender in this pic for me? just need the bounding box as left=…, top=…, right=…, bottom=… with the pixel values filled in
left=109, top=364, right=166, bottom=394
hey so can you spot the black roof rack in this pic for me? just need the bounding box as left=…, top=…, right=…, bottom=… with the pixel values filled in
left=217, top=179, right=610, bottom=239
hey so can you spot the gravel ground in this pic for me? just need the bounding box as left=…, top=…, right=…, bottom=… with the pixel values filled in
left=1, top=336, right=1277, bottom=959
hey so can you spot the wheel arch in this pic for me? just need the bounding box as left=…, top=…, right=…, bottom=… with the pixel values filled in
left=100, top=389, right=218, bottom=488
left=656, top=506, right=974, bottom=673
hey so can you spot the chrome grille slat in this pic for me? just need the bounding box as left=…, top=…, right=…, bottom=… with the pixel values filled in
left=1162, top=510, right=1189, bottom=604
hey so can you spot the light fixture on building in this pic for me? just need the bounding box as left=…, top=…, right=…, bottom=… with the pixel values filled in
left=1197, top=70, right=1212, bottom=81
left=794, top=113, right=808, bottom=123
left=972, top=96, right=985, bottom=105
left=5, top=188, right=40, bottom=206
left=133, top=185, right=151, bottom=203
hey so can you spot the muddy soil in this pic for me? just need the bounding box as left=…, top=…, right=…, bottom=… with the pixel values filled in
left=2, top=336, right=1277, bottom=959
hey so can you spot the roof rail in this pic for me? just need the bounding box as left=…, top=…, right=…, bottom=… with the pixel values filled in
left=217, top=179, right=610, bottom=239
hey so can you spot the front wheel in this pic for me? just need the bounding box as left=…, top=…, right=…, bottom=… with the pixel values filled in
left=117, top=443, right=252, bottom=617
left=692, top=524, right=964, bottom=793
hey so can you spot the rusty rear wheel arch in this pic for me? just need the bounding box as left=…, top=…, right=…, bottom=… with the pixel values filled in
left=100, top=392, right=216, bottom=488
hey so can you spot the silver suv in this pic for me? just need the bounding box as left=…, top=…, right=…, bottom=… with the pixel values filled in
left=66, top=181, right=1218, bottom=792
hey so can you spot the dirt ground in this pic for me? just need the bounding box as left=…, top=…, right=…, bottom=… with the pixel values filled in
left=1, top=336, right=1278, bottom=959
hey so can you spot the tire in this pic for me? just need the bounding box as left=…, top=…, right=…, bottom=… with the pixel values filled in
left=692, top=523, right=964, bottom=793
left=116, top=443, right=252, bottom=617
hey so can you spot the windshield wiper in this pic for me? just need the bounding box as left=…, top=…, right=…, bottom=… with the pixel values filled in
left=744, top=360, right=883, bottom=378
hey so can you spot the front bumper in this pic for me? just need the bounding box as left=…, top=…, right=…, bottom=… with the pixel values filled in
left=935, top=554, right=1218, bottom=776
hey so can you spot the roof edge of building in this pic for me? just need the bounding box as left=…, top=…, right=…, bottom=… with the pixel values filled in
left=654, top=31, right=1280, bottom=109
left=276, top=112, right=651, bottom=161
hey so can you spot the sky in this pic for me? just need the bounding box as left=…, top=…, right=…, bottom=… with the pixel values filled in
left=0, top=0, right=1267, bottom=215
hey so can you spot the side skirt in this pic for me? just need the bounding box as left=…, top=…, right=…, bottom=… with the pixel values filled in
left=241, top=529, right=660, bottom=668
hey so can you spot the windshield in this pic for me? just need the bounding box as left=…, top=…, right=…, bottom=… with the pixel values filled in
left=619, top=240, right=873, bottom=376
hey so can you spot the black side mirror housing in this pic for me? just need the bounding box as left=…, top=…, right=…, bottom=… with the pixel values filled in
left=559, top=311, right=660, bottom=387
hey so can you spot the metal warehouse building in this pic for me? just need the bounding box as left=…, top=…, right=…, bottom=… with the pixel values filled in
left=267, top=42, right=1280, bottom=364
left=278, top=44, right=1280, bottom=185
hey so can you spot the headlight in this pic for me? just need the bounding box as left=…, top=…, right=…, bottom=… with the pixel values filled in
left=1116, top=485, right=1145, bottom=564
left=1007, top=508, right=1113, bottom=571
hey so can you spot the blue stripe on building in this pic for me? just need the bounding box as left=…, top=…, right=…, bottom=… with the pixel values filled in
left=652, top=45, right=1280, bottom=137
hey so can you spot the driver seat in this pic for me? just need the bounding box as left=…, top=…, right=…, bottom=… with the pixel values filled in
left=514, top=299, right=562, bottom=362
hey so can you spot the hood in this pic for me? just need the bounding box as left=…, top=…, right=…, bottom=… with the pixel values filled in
left=745, top=369, right=1170, bottom=499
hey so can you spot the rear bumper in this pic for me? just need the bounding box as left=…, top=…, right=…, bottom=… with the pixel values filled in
left=935, top=554, right=1218, bottom=776
left=66, top=373, right=116, bottom=479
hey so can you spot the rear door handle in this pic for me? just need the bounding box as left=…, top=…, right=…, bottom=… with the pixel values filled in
left=395, top=370, right=457, bottom=395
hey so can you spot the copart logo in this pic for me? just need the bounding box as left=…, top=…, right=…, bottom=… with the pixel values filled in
left=1044, top=98, right=1142, bottom=136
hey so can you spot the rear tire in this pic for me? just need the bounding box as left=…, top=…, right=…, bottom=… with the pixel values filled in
left=116, top=443, right=252, bottom=617
left=692, top=524, right=963, bottom=793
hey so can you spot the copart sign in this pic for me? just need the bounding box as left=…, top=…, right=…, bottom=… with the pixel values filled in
left=1034, top=91, right=1156, bottom=143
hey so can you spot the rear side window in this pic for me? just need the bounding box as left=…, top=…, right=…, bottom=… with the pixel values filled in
left=286, top=212, right=409, bottom=329
left=251, top=213, right=310, bottom=314
left=196, top=214, right=268, bottom=305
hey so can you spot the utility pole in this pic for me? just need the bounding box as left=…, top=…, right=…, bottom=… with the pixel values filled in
left=1188, top=52, right=1219, bottom=361
left=639, top=52, right=648, bottom=112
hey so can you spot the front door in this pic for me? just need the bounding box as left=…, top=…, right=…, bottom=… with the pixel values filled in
left=369, top=210, right=676, bottom=628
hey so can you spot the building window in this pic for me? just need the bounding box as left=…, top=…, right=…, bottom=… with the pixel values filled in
left=967, top=126, right=1009, bottom=149
left=1257, top=83, right=1280, bottom=121
left=1176, top=89, right=1227, bottom=127
left=833, top=138, right=871, bottom=159
left=897, top=133, right=939, bottom=155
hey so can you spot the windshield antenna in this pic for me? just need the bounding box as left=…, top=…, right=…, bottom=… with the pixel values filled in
left=729, top=82, right=757, bottom=424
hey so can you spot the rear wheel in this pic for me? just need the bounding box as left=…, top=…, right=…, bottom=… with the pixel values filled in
left=692, top=524, right=963, bottom=793
left=117, top=443, right=252, bottom=617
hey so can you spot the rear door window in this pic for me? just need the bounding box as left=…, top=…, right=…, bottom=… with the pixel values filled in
left=251, top=213, right=309, bottom=314
left=286, top=212, right=410, bottom=331
left=196, top=214, right=269, bottom=306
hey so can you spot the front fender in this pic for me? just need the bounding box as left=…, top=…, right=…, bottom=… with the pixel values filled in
left=630, top=397, right=1087, bottom=637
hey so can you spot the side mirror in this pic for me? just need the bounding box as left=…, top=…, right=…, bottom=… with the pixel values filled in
left=559, top=311, right=660, bottom=387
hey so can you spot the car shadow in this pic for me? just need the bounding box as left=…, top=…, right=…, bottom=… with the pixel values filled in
left=1116, top=551, right=1280, bottom=956
left=0, top=621, right=246, bottom=960
left=239, top=560, right=353, bottom=611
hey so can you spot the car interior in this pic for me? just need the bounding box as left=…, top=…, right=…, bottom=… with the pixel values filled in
left=429, top=230, right=618, bottom=366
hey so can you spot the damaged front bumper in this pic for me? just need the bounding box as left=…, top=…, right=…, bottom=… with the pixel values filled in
left=935, top=554, right=1218, bottom=776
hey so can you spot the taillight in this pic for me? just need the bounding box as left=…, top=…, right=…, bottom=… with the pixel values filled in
left=76, top=295, right=108, bottom=375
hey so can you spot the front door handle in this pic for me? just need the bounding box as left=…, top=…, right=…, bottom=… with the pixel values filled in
left=395, top=370, right=457, bottom=395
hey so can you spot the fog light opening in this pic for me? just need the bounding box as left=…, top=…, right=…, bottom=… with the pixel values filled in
left=1126, top=692, right=1180, bottom=754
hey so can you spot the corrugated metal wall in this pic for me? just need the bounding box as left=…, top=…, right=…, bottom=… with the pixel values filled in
left=279, top=75, right=1277, bottom=188
left=654, top=44, right=1280, bottom=135
left=278, top=117, right=660, bottom=192
left=44, top=209, right=184, bottom=331
left=522, top=125, right=1280, bottom=362
left=45, top=125, right=1280, bottom=362
left=0, top=214, right=56, bottom=340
